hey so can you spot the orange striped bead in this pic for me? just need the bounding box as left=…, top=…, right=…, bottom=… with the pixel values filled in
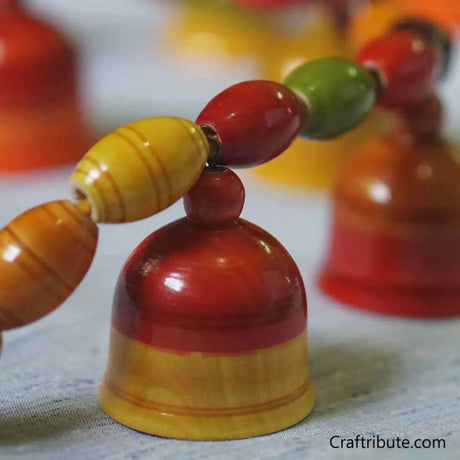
left=0, top=200, right=98, bottom=330
left=70, top=117, right=209, bottom=223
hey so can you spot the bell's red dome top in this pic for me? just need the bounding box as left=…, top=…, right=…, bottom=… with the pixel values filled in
left=111, top=168, right=307, bottom=354
left=335, top=136, right=460, bottom=220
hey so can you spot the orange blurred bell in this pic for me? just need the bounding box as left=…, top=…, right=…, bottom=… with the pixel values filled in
left=401, top=0, right=460, bottom=34
left=0, top=0, right=93, bottom=171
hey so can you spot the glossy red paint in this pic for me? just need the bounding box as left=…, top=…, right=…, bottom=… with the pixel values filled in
left=0, top=0, right=21, bottom=8
left=319, top=137, right=460, bottom=317
left=196, top=80, right=308, bottom=168
left=184, top=168, right=245, bottom=225
left=0, top=6, right=76, bottom=108
left=357, top=31, right=440, bottom=108
left=320, top=220, right=460, bottom=317
left=112, top=169, right=307, bottom=353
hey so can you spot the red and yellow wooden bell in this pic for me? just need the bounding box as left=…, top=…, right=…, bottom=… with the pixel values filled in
left=99, top=167, right=314, bottom=440
left=0, top=0, right=92, bottom=171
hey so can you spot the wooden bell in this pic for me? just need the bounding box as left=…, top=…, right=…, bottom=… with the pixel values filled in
left=0, top=1, right=93, bottom=170
left=99, top=167, right=314, bottom=440
left=319, top=96, right=460, bottom=316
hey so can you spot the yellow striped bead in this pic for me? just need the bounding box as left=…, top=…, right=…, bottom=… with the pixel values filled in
left=0, top=201, right=98, bottom=331
left=70, top=117, right=209, bottom=223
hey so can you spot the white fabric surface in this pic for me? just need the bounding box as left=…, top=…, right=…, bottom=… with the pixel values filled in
left=0, top=1, right=459, bottom=458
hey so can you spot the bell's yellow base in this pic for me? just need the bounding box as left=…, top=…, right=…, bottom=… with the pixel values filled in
left=99, top=380, right=314, bottom=440
left=99, top=328, right=314, bottom=440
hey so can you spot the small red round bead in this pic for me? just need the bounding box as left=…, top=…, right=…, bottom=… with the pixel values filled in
left=184, top=167, right=245, bottom=225
left=196, top=80, right=308, bottom=168
left=357, top=31, right=440, bottom=108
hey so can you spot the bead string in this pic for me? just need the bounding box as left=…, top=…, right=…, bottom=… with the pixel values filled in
left=0, top=12, right=454, bottom=333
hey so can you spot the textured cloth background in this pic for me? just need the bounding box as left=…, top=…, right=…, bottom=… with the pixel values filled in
left=1, top=1, right=460, bottom=459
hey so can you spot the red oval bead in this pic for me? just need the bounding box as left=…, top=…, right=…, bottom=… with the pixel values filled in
left=184, top=168, right=245, bottom=225
left=357, top=31, right=440, bottom=108
left=196, top=80, right=308, bottom=168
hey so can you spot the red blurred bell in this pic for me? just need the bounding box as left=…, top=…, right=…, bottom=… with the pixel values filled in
left=319, top=132, right=460, bottom=317
left=0, top=0, right=93, bottom=170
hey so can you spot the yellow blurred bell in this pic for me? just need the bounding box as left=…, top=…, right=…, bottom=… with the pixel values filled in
left=167, top=2, right=271, bottom=64
left=262, top=9, right=351, bottom=82
left=255, top=111, right=390, bottom=190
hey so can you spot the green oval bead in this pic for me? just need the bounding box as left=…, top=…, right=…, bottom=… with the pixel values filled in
left=283, top=58, right=377, bottom=140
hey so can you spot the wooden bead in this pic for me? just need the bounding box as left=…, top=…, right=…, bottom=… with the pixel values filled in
left=283, top=58, right=377, bottom=139
left=0, top=200, right=98, bottom=331
left=393, top=17, right=452, bottom=79
left=184, top=168, right=245, bottom=225
left=70, top=117, right=209, bottom=223
left=196, top=81, right=307, bottom=167
left=357, top=32, right=440, bottom=108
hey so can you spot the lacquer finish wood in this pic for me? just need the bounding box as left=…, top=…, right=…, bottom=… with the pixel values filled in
left=393, top=17, right=452, bottom=79
left=357, top=32, right=440, bottom=108
left=184, top=167, right=245, bottom=224
left=70, top=117, right=209, bottom=223
left=196, top=81, right=307, bottom=167
left=101, top=168, right=313, bottom=438
left=319, top=137, right=460, bottom=316
left=99, top=329, right=314, bottom=440
left=0, top=200, right=98, bottom=330
left=283, top=58, right=377, bottom=139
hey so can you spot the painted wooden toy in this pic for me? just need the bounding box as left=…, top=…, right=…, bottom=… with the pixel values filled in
left=70, top=117, right=209, bottom=223
left=0, top=6, right=457, bottom=437
left=98, top=167, right=314, bottom=440
left=257, top=5, right=389, bottom=190
left=0, top=0, right=92, bottom=171
left=319, top=94, right=460, bottom=316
